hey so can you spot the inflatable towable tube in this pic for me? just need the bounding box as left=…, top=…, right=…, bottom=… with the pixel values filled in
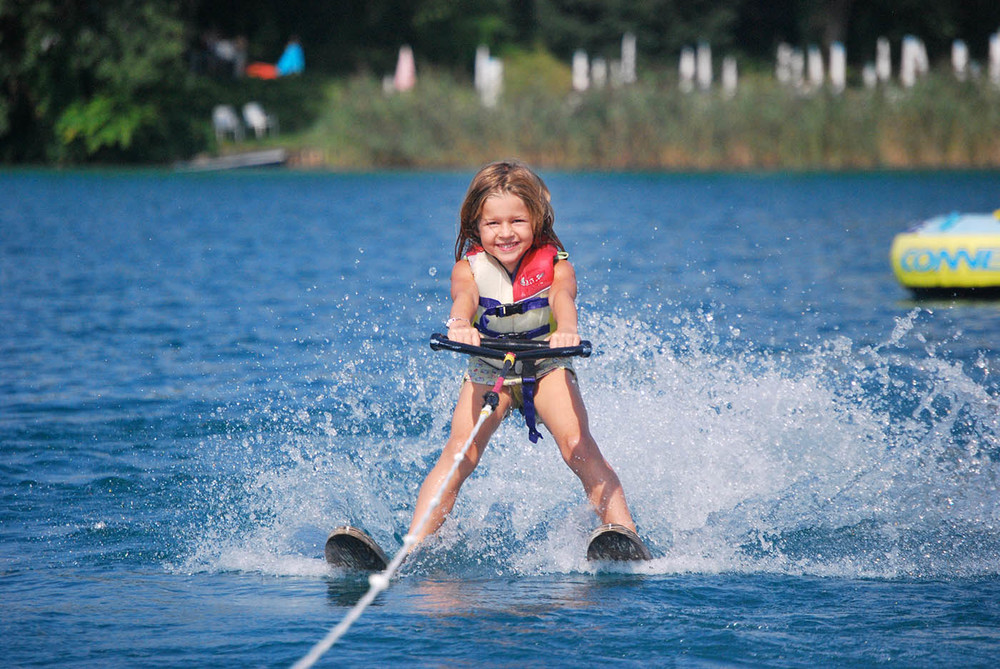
left=890, top=210, right=1000, bottom=294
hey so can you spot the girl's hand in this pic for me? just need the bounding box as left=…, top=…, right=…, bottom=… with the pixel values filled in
left=448, top=320, right=481, bottom=346
left=447, top=261, right=480, bottom=346
left=549, top=330, right=580, bottom=348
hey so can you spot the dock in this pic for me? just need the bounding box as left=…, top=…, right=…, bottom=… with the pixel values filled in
left=175, top=148, right=288, bottom=172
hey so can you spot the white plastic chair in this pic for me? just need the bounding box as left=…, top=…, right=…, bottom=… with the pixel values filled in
left=242, top=102, right=278, bottom=139
left=212, top=105, right=243, bottom=142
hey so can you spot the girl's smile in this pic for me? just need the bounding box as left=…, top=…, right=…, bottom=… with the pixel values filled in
left=478, top=192, right=534, bottom=274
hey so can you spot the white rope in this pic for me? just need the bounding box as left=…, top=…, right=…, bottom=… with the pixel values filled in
left=291, top=403, right=496, bottom=669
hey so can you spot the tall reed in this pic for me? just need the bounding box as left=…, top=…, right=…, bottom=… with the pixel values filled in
left=281, top=66, right=1000, bottom=170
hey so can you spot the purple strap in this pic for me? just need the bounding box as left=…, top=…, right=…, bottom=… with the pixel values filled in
left=476, top=297, right=551, bottom=340
left=520, top=364, right=543, bottom=443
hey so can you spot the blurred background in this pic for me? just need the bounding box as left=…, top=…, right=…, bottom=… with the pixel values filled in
left=2, top=0, right=999, bottom=168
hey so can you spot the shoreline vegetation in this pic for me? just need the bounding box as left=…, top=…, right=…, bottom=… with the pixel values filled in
left=7, top=3, right=1000, bottom=171
left=215, top=64, right=1000, bottom=172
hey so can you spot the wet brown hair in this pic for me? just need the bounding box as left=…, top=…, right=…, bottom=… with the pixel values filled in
left=454, top=160, right=564, bottom=261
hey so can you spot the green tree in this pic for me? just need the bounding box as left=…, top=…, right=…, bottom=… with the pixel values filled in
left=534, top=0, right=739, bottom=62
left=735, top=0, right=1000, bottom=64
left=847, top=0, right=1000, bottom=61
left=182, top=0, right=524, bottom=74
left=0, top=0, right=202, bottom=162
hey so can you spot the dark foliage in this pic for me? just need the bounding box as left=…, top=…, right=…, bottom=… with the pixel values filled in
left=2, top=0, right=998, bottom=164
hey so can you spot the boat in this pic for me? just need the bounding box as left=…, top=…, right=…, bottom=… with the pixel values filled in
left=890, top=210, right=1000, bottom=296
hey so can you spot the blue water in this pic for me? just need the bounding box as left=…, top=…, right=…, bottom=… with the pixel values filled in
left=2, top=169, right=999, bottom=667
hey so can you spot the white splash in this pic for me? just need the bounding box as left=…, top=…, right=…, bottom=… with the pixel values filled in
left=181, top=308, right=1000, bottom=580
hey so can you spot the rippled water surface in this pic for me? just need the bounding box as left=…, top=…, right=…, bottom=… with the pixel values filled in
left=2, top=169, right=999, bottom=667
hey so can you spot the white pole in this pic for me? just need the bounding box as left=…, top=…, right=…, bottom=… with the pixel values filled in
left=721, top=56, right=737, bottom=98
left=482, top=59, right=503, bottom=108
left=990, top=31, right=1000, bottom=88
left=807, top=45, right=824, bottom=91
left=621, top=33, right=637, bottom=84
left=680, top=47, right=696, bottom=93
left=572, top=50, right=589, bottom=92
left=696, top=42, right=712, bottom=90
left=862, top=63, right=877, bottom=89
left=790, top=48, right=805, bottom=89
left=900, top=35, right=916, bottom=88
left=591, top=57, right=608, bottom=89
left=829, top=42, right=846, bottom=94
left=876, top=37, right=891, bottom=85
left=475, top=45, right=489, bottom=94
left=952, top=40, right=969, bottom=81
left=776, top=43, right=792, bottom=85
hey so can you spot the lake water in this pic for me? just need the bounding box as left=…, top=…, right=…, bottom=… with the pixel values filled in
left=2, top=169, right=999, bottom=667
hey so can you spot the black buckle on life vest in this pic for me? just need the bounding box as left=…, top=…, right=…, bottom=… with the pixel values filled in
left=493, top=303, right=525, bottom=317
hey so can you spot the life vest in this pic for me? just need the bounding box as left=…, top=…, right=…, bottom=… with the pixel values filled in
left=466, top=243, right=558, bottom=340
left=465, top=243, right=561, bottom=443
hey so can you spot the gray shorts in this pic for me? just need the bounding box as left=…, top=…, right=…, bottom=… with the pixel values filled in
left=464, top=356, right=575, bottom=410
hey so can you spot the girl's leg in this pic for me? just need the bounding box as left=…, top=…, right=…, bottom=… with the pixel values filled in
left=407, top=380, right=511, bottom=544
left=533, top=369, right=636, bottom=530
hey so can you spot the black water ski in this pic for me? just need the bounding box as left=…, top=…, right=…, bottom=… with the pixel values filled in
left=586, top=524, right=652, bottom=562
left=325, top=526, right=389, bottom=572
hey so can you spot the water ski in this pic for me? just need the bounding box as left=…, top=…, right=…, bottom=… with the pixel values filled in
left=324, top=526, right=389, bottom=572
left=586, top=524, right=652, bottom=562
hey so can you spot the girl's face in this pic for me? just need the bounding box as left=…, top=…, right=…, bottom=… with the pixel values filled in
left=478, top=192, right=534, bottom=273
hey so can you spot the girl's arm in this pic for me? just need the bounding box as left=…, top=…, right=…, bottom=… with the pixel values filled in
left=547, top=259, right=581, bottom=348
left=446, top=259, right=481, bottom=346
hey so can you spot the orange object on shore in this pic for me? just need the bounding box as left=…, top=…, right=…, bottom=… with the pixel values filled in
left=245, top=62, right=278, bottom=79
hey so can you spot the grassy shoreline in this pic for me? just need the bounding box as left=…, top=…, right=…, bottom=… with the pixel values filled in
left=216, top=67, right=1000, bottom=171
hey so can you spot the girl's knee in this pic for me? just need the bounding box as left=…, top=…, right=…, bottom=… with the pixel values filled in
left=442, top=436, right=485, bottom=475
left=557, top=432, right=598, bottom=469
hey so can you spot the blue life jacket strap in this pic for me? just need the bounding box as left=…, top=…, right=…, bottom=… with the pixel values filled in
left=478, top=296, right=549, bottom=318
left=476, top=322, right=551, bottom=340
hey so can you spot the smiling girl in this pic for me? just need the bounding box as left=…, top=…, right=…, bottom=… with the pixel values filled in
left=407, top=160, right=642, bottom=549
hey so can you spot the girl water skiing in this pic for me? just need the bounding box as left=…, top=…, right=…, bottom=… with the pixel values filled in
left=407, top=160, right=643, bottom=550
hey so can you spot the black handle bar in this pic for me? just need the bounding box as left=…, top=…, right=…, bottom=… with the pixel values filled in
left=429, top=333, right=592, bottom=361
